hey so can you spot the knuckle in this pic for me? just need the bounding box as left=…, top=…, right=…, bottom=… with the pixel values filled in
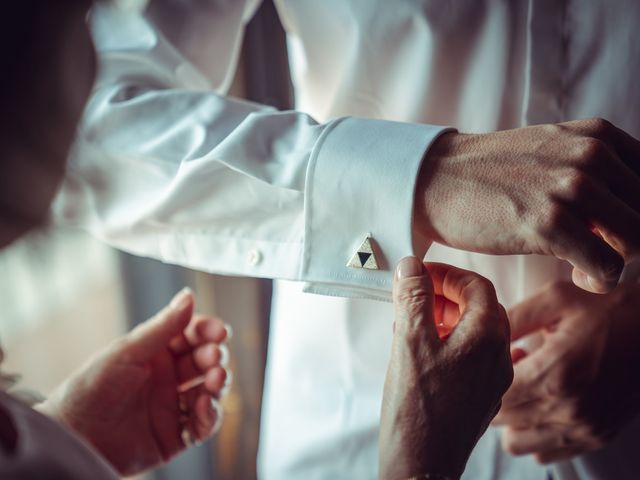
left=586, top=117, right=613, bottom=136
left=574, top=137, right=606, bottom=165
left=473, top=275, right=496, bottom=295
left=395, top=282, right=434, bottom=336
left=557, top=169, right=591, bottom=200
left=464, top=275, right=498, bottom=303
left=541, top=122, right=564, bottom=136
left=396, top=285, right=431, bottom=315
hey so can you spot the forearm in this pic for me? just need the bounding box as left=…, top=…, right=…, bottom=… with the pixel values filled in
left=62, top=5, right=454, bottom=300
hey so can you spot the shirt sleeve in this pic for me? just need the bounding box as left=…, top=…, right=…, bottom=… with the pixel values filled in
left=54, top=4, right=452, bottom=301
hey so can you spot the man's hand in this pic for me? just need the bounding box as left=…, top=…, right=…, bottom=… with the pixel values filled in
left=379, top=257, right=513, bottom=480
left=493, top=281, right=640, bottom=464
left=37, top=288, right=230, bottom=476
left=416, top=118, right=640, bottom=293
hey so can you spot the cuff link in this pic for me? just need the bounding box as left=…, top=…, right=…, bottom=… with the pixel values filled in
left=347, top=235, right=379, bottom=270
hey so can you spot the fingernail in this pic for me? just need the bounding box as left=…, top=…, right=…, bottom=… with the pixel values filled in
left=211, top=398, right=224, bottom=434
left=396, top=256, right=424, bottom=279
left=170, top=287, right=193, bottom=310
left=586, top=275, right=599, bottom=292
left=219, top=371, right=233, bottom=398
left=587, top=275, right=613, bottom=294
left=225, top=324, right=234, bottom=341
left=219, top=344, right=230, bottom=367
left=223, top=370, right=233, bottom=388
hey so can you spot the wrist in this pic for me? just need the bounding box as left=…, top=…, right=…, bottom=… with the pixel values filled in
left=413, top=131, right=467, bottom=244
left=379, top=428, right=466, bottom=480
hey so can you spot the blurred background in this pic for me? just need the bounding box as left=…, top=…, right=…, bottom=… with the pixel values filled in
left=0, top=1, right=290, bottom=479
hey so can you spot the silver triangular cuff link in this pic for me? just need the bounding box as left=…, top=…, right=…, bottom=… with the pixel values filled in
left=347, top=235, right=379, bottom=270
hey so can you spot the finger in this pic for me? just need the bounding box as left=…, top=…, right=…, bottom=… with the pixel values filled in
left=392, top=256, right=439, bottom=346
left=169, top=315, right=228, bottom=356
left=589, top=143, right=640, bottom=222
left=178, top=364, right=229, bottom=398
left=534, top=446, right=582, bottom=464
left=493, top=398, right=544, bottom=428
left=204, top=366, right=228, bottom=396
left=217, top=369, right=233, bottom=399
left=560, top=122, right=640, bottom=248
left=192, top=344, right=222, bottom=372
left=433, top=294, right=460, bottom=338
left=571, top=178, right=640, bottom=260
left=502, top=425, right=567, bottom=456
left=511, top=347, right=528, bottom=364
left=500, top=345, right=555, bottom=409
left=177, top=343, right=226, bottom=384
left=427, top=262, right=500, bottom=318
left=125, top=288, right=194, bottom=362
left=191, top=392, right=222, bottom=441
left=195, top=343, right=229, bottom=369
left=508, top=288, right=563, bottom=341
left=542, top=206, right=623, bottom=293
left=568, top=118, right=640, bottom=174
left=427, top=263, right=507, bottom=342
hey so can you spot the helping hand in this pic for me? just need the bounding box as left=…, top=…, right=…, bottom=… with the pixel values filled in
left=494, top=281, right=640, bottom=463
left=38, top=288, right=230, bottom=476
left=379, top=257, right=513, bottom=480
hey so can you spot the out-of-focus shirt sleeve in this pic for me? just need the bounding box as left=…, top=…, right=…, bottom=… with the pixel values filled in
left=54, top=4, right=450, bottom=301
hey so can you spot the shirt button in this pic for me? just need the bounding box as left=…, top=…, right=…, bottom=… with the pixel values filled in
left=247, top=249, right=263, bottom=266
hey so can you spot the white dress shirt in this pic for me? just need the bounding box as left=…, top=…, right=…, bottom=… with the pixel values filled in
left=56, top=1, right=640, bottom=479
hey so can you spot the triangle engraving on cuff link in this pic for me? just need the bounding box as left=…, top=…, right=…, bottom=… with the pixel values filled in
left=347, top=236, right=379, bottom=270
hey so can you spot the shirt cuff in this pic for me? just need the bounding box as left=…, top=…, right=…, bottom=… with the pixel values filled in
left=301, top=117, right=454, bottom=301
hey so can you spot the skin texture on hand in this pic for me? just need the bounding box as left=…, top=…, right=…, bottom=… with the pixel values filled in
left=493, top=281, right=640, bottom=464
left=36, top=289, right=230, bottom=476
left=379, top=257, right=513, bottom=480
left=415, top=119, right=640, bottom=294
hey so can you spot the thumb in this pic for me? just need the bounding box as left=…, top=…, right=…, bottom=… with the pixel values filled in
left=392, top=256, right=439, bottom=344
left=124, top=288, right=194, bottom=362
